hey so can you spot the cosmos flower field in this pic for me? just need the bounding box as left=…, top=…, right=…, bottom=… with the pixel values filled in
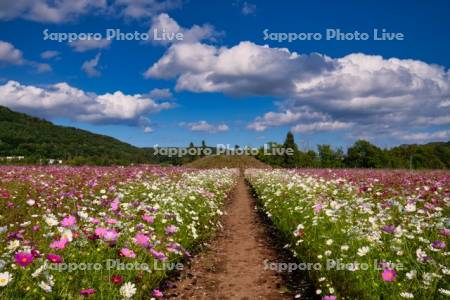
left=0, top=166, right=238, bottom=299
left=245, top=169, right=450, bottom=299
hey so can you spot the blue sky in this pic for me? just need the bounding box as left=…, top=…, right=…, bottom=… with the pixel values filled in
left=0, top=0, right=449, bottom=149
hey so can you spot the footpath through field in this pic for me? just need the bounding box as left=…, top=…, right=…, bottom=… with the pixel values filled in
left=166, top=176, right=298, bottom=299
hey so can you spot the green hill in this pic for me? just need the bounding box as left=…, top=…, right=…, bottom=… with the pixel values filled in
left=0, top=106, right=150, bottom=165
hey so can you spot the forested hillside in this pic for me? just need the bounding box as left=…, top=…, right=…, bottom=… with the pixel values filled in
left=0, top=106, right=150, bottom=165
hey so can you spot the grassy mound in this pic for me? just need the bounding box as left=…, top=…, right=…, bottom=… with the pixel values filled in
left=184, top=155, right=270, bottom=169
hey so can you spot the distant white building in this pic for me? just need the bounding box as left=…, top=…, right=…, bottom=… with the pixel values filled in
left=3, top=156, right=25, bottom=161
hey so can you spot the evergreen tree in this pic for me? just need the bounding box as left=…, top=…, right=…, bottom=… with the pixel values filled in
left=283, top=132, right=299, bottom=168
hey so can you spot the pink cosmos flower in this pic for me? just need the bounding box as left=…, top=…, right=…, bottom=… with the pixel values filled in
left=165, top=225, right=178, bottom=235
left=381, top=269, right=397, bottom=282
left=32, top=225, right=40, bottom=232
left=80, top=289, right=96, bottom=295
left=110, top=198, right=120, bottom=211
left=15, top=252, right=34, bottom=267
left=142, top=215, right=154, bottom=224
left=61, top=215, right=77, bottom=227
left=381, top=225, right=396, bottom=234
left=120, top=248, right=136, bottom=258
left=322, top=296, right=336, bottom=300
left=50, top=238, right=68, bottom=250
left=152, top=289, right=163, bottom=298
left=134, top=233, right=150, bottom=247
left=150, top=249, right=167, bottom=261
left=432, top=240, right=446, bottom=249
left=313, top=203, right=323, bottom=213
left=46, top=253, right=63, bottom=263
left=90, top=217, right=100, bottom=225
left=103, top=229, right=118, bottom=242
left=440, top=228, right=450, bottom=237
left=106, top=218, right=118, bottom=225
left=94, top=227, right=107, bottom=237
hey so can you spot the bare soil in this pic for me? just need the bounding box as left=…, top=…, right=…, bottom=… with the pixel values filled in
left=164, top=176, right=315, bottom=300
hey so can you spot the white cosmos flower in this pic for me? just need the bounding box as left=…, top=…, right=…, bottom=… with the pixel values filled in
left=0, top=272, right=13, bottom=287
left=357, top=246, right=370, bottom=257
left=406, top=270, right=417, bottom=279
left=405, top=203, right=416, bottom=212
left=44, top=215, right=58, bottom=227
left=38, top=281, right=52, bottom=292
left=6, top=240, right=20, bottom=251
left=341, top=245, right=349, bottom=251
left=400, top=292, right=414, bottom=298
left=438, top=288, right=450, bottom=296
left=120, top=282, right=137, bottom=299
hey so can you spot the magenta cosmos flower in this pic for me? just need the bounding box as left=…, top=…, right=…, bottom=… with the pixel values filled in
left=46, top=253, right=63, bottom=264
left=15, top=252, right=34, bottom=267
left=111, top=274, right=123, bottom=285
left=61, top=215, right=77, bottom=227
left=152, top=289, right=164, bottom=298
left=80, top=289, right=96, bottom=295
left=381, top=269, right=397, bottom=282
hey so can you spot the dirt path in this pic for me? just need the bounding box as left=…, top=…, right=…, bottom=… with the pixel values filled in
left=165, top=176, right=305, bottom=299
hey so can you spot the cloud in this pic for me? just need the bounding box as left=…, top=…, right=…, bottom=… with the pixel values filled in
left=0, top=0, right=181, bottom=23
left=41, top=50, right=60, bottom=59
left=0, top=0, right=107, bottom=23
left=148, top=40, right=450, bottom=141
left=146, top=41, right=335, bottom=95
left=114, top=0, right=182, bottom=20
left=69, top=38, right=111, bottom=52
left=241, top=2, right=256, bottom=15
left=32, top=62, right=52, bottom=73
left=143, top=126, right=154, bottom=133
left=0, top=40, right=51, bottom=72
left=180, top=121, right=229, bottom=133
left=291, top=121, right=354, bottom=133
left=82, top=53, right=102, bottom=77
left=393, top=130, right=450, bottom=142
left=0, top=41, right=24, bottom=65
left=148, top=88, right=172, bottom=99
left=0, top=80, right=173, bottom=126
left=247, top=107, right=328, bottom=131
left=148, top=13, right=219, bottom=46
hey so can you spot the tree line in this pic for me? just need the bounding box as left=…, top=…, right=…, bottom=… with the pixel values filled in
left=256, top=132, right=450, bottom=169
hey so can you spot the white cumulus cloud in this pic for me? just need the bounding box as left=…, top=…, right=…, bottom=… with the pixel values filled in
left=0, top=80, right=173, bottom=126
left=147, top=40, right=450, bottom=140
left=148, top=13, right=219, bottom=46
